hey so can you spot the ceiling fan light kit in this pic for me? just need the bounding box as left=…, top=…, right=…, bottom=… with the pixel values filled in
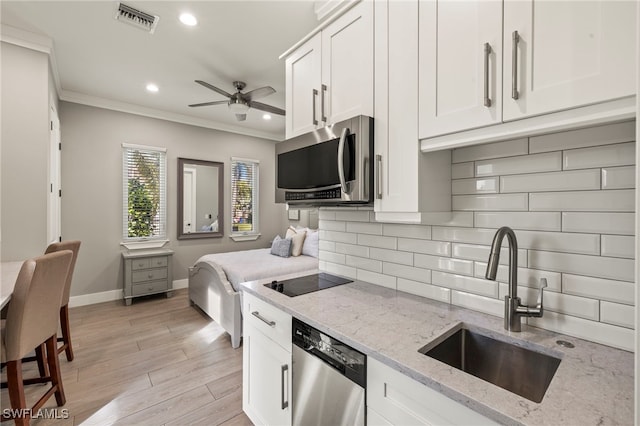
left=189, top=80, right=285, bottom=122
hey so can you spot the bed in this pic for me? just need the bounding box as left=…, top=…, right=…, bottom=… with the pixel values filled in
left=188, top=234, right=318, bottom=348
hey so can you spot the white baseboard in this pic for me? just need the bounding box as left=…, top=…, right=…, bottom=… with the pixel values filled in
left=69, top=279, right=188, bottom=308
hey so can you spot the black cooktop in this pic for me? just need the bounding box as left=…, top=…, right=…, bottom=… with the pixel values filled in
left=264, top=272, right=353, bottom=297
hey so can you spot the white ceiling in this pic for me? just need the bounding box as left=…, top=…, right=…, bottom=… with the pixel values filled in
left=1, top=1, right=321, bottom=140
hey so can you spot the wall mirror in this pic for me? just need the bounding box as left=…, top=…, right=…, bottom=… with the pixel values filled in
left=178, top=158, right=224, bottom=239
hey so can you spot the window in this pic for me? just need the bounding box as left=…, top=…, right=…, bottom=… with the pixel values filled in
left=122, top=144, right=167, bottom=243
left=231, top=157, right=259, bottom=240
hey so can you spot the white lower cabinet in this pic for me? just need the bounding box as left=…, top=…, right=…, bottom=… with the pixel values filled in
left=367, top=358, right=499, bottom=425
left=242, top=293, right=292, bottom=426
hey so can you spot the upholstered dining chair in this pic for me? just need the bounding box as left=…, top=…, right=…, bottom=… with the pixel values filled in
left=1, top=250, right=73, bottom=426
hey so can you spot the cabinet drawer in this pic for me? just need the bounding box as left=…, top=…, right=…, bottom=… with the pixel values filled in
left=149, top=256, right=168, bottom=268
left=367, top=358, right=498, bottom=425
left=132, top=268, right=168, bottom=283
left=243, top=292, right=291, bottom=351
left=132, top=280, right=169, bottom=296
left=131, top=258, right=151, bottom=270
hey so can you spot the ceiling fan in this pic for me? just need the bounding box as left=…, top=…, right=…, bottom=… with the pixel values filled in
left=188, top=80, right=285, bottom=121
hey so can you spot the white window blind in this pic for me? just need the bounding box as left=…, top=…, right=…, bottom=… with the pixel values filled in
left=122, top=144, right=167, bottom=241
left=231, top=158, right=259, bottom=235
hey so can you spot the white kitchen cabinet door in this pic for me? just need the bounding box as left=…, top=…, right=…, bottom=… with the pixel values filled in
left=321, top=1, right=374, bottom=125
left=285, top=34, right=322, bottom=139
left=419, top=0, right=503, bottom=139
left=242, top=322, right=292, bottom=426
left=503, top=0, right=637, bottom=121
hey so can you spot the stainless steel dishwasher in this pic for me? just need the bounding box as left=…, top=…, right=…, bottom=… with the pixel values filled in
left=292, top=317, right=366, bottom=425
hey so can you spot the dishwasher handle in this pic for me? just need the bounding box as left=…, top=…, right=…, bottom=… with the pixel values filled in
left=281, top=364, right=289, bottom=409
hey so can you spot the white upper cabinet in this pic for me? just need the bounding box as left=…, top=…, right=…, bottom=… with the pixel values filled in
left=419, top=0, right=503, bottom=139
left=284, top=1, right=373, bottom=139
left=419, top=0, right=637, bottom=142
left=502, top=0, right=636, bottom=121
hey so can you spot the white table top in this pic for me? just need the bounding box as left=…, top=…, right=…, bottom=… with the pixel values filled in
left=1, top=261, right=24, bottom=309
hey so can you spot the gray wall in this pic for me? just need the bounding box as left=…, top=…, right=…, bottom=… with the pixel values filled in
left=1, top=42, right=51, bottom=260
left=59, top=102, right=287, bottom=297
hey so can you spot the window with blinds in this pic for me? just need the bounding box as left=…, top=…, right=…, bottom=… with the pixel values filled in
left=231, top=158, right=259, bottom=235
left=122, top=144, right=167, bottom=241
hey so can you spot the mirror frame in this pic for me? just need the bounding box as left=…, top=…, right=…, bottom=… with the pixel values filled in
left=177, top=157, right=224, bottom=240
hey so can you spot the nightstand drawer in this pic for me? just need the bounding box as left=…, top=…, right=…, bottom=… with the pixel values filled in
left=132, top=259, right=151, bottom=270
left=132, top=280, right=169, bottom=296
left=149, top=256, right=168, bottom=268
left=132, top=268, right=168, bottom=283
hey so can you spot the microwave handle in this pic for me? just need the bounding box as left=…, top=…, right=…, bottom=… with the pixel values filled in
left=337, top=127, right=351, bottom=195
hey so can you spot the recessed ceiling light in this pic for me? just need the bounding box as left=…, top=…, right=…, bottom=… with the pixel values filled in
left=146, top=83, right=159, bottom=93
left=262, top=114, right=272, bottom=120
left=179, top=13, right=197, bottom=26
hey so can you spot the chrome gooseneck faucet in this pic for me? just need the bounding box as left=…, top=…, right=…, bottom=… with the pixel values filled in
left=485, top=226, right=547, bottom=332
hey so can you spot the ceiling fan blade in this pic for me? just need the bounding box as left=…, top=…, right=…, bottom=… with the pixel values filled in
left=242, top=86, right=276, bottom=102
left=235, top=113, right=247, bottom=121
left=188, top=100, right=228, bottom=107
left=249, top=101, right=285, bottom=116
left=195, top=80, right=232, bottom=98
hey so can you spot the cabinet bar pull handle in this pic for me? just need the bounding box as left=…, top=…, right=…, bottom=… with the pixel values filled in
left=337, top=128, right=351, bottom=195
left=375, top=155, right=383, bottom=199
left=312, top=89, right=319, bottom=125
left=321, top=84, right=327, bottom=122
left=281, top=364, right=289, bottom=409
left=511, top=31, right=520, bottom=100
left=251, top=311, right=275, bottom=327
left=483, top=42, right=492, bottom=107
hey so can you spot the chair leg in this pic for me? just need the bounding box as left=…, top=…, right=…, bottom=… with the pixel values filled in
left=45, top=335, right=65, bottom=406
left=58, top=304, right=74, bottom=361
left=6, top=359, right=29, bottom=426
left=34, top=344, right=49, bottom=378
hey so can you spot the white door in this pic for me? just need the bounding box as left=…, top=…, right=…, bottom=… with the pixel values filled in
left=321, top=1, right=374, bottom=125
left=503, top=0, right=637, bottom=121
left=419, top=0, right=503, bottom=138
left=182, top=167, right=197, bottom=233
left=285, top=34, right=322, bottom=139
left=47, top=102, right=61, bottom=244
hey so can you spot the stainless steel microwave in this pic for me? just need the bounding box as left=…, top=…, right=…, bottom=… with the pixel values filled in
left=275, top=116, right=373, bottom=205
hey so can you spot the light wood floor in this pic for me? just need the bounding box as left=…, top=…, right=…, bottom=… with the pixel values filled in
left=1, top=289, right=252, bottom=426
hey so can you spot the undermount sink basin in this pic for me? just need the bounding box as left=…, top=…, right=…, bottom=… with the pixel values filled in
left=419, top=326, right=561, bottom=403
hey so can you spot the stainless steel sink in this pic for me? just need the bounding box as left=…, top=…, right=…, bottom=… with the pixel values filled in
left=419, top=326, right=561, bottom=403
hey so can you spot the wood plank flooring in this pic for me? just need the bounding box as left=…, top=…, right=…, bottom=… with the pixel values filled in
left=1, top=289, right=252, bottom=426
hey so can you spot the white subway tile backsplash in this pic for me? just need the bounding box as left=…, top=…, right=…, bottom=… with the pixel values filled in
left=319, top=250, right=345, bottom=264
left=452, top=137, right=528, bottom=163
left=415, top=254, right=474, bottom=276
left=529, top=189, right=634, bottom=212
left=398, top=278, right=451, bottom=303
left=383, top=262, right=431, bottom=284
left=500, top=169, right=600, bottom=193
left=515, top=230, right=600, bottom=255
left=528, top=250, right=634, bottom=282
left=511, top=285, right=599, bottom=321
left=356, top=269, right=396, bottom=290
left=357, top=234, right=397, bottom=250
left=320, top=230, right=357, bottom=244
left=335, top=210, right=372, bottom=222
left=346, top=222, right=383, bottom=235
left=369, top=248, right=413, bottom=266
left=382, top=223, right=432, bottom=239
left=452, top=194, right=528, bottom=211
left=600, top=235, right=634, bottom=259
left=319, top=240, right=336, bottom=252
left=398, top=238, right=450, bottom=256
left=323, top=262, right=357, bottom=279
left=561, top=212, right=635, bottom=235
left=432, top=271, right=499, bottom=298
left=451, top=162, right=475, bottom=179
left=528, top=311, right=634, bottom=351
left=319, top=220, right=347, bottom=232
left=474, top=263, right=561, bottom=291
left=529, top=121, right=635, bottom=153
left=475, top=212, right=561, bottom=231
left=423, top=212, right=475, bottom=227
left=334, top=242, right=369, bottom=258
left=432, top=227, right=497, bottom=245
left=602, top=166, right=635, bottom=190
left=600, top=301, right=635, bottom=329
left=453, top=244, right=527, bottom=267
left=450, top=291, right=503, bottom=317
left=452, top=177, right=499, bottom=195
left=476, top=152, right=561, bottom=177
left=563, top=142, right=635, bottom=170
left=346, top=255, right=382, bottom=273
left=562, top=274, right=634, bottom=305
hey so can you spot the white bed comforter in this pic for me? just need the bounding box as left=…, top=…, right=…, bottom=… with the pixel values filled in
left=195, top=248, right=319, bottom=291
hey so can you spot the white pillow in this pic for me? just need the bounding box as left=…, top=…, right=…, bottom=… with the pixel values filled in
left=285, top=226, right=307, bottom=257
left=302, top=228, right=319, bottom=258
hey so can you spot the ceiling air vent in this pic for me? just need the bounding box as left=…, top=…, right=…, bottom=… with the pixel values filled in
left=115, top=2, right=159, bottom=34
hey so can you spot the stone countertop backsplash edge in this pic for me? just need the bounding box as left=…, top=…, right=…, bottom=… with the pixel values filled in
left=240, top=273, right=634, bottom=426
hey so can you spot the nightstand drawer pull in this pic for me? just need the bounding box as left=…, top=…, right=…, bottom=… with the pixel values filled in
left=251, top=311, right=276, bottom=327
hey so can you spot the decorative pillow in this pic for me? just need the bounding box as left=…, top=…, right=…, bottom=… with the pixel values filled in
left=270, top=235, right=292, bottom=258
left=285, top=226, right=307, bottom=257
left=302, top=228, right=319, bottom=258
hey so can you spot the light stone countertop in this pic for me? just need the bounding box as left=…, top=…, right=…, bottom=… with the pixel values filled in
left=241, top=273, right=634, bottom=426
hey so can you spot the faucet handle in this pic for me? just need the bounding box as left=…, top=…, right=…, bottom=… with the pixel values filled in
left=530, top=278, right=547, bottom=317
